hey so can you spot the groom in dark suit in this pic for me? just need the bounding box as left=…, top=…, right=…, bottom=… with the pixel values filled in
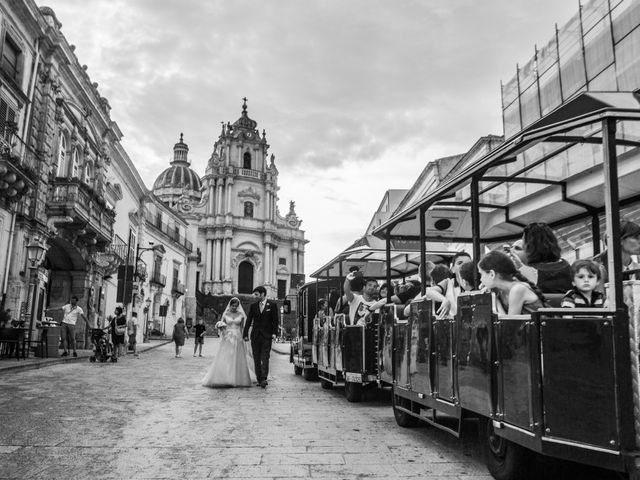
left=243, top=286, right=279, bottom=388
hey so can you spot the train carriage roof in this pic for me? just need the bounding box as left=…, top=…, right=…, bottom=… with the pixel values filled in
left=373, top=91, right=640, bottom=242
left=310, top=235, right=452, bottom=279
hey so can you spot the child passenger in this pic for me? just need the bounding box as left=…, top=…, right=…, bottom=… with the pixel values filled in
left=561, top=259, right=605, bottom=308
left=458, top=261, right=477, bottom=292
left=478, top=250, right=546, bottom=315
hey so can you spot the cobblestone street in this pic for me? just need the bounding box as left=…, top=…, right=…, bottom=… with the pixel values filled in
left=0, top=339, right=492, bottom=480
left=0, top=340, right=620, bottom=480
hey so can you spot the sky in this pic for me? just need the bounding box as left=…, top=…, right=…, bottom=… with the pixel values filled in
left=42, top=0, right=579, bottom=276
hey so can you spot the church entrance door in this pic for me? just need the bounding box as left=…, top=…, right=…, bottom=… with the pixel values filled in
left=238, top=261, right=254, bottom=294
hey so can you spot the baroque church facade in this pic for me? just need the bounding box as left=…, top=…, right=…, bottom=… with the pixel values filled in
left=152, top=99, right=307, bottom=307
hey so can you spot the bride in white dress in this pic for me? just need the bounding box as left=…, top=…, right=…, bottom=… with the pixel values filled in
left=202, top=297, right=255, bottom=388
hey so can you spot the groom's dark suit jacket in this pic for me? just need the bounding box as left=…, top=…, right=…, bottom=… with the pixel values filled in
left=243, top=300, right=279, bottom=340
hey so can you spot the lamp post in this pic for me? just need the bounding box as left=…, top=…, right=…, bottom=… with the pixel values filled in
left=25, top=239, right=47, bottom=358
left=143, top=297, right=151, bottom=343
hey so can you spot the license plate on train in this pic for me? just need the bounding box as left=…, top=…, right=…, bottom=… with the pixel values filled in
left=345, top=372, right=362, bottom=382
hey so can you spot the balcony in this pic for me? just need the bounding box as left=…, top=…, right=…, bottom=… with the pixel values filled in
left=0, top=127, right=38, bottom=209
left=149, top=271, right=166, bottom=287
left=143, top=211, right=193, bottom=252
left=172, top=280, right=186, bottom=297
left=216, top=166, right=265, bottom=181
left=47, top=179, right=116, bottom=246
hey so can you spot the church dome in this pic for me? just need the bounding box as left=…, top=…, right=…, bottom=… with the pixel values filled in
left=153, top=164, right=202, bottom=191
left=152, top=134, right=202, bottom=202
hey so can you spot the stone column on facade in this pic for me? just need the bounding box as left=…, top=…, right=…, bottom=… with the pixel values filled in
left=203, top=238, right=210, bottom=283
left=216, top=179, right=223, bottom=215
left=292, top=248, right=298, bottom=274
left=211, top=238, right=218, bottom=283
left=226, top=179, right=233, bottom=215
left=298, top=251, right=304, bottom=274
left=208, top=183, right=215, bottom=214
left=264, top=244, right=270, bottom=286
left=223, top=235, right=231, bottom=280
left=265, top=191, right=271, bottom=220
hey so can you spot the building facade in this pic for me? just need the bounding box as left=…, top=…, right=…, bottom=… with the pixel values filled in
left=152, top=100, right=308, bottom=305
left=0, top=1, right=200, bottom=348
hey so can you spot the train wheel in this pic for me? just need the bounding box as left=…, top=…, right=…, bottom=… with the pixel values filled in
left=320, top=378, right=333, bottom=389
left=392, top=394, right=418, bottom=427
left=294, top=366, right=303, bottom=375
left=345, top=381, right=363, bottom=403
left=303, top=368, right=316, bottom=381
left=479, top=417, right=530, bottom=480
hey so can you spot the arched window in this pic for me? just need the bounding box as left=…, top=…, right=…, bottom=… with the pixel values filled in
left=56, top=136, right=67, bottom=177
left=243, top=152, right=251, bottom=169
left=244, top=201, right=254, bottom=218
left=72, top=148, right=81, bottom=178
left=238, top=261, right=254, bottom=294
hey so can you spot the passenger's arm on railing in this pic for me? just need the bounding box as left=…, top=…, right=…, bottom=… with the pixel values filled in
left=424, top=287, right=451, bottom=319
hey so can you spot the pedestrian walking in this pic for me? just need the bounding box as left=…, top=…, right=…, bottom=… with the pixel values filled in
left=48, top=296, right=90, bottom=357
left=172, top=317, right=188, bottom=358
left=127, top=312, right=139, bottom=357
left=110, top=306, right=127, bottom=358
left=193, top=318, right=207, bottom=357
left=243, top=286, right=279, bottom=388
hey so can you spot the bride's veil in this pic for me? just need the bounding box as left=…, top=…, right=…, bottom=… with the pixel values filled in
left=221, top=296, right=247, bottom=322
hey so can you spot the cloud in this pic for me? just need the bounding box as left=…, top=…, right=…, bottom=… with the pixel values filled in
left=44, top=0, right=579, bottom=274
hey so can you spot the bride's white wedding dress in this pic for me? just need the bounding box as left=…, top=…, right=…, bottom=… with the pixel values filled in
left=202, top=313, right=255, bottom=387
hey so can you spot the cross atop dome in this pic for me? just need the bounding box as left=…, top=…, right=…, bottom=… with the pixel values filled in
left=233, top=96, right=257, bottom=131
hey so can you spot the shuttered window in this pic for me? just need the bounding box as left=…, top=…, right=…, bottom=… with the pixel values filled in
left=0, top=36, right=20, bottom=80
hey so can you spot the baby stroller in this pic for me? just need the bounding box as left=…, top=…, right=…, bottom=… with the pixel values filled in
left=89, top=326, right=117, bottom=363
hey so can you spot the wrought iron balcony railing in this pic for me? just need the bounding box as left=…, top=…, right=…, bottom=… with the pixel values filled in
left=48, top=179, right=115, bottom=245
left=149, top=271, right=166, bottom=287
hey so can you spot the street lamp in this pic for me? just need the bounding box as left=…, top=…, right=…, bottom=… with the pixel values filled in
left=143, top=297, right=152, bottom=343
left=25, top=239, right=47, bottom=358
left=131, top=243, right=165, bottom=307
left=134, top=243, right=166, bottom=280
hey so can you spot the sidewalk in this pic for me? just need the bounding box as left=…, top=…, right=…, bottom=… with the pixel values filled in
left=0, top=339, right=172, bottom=374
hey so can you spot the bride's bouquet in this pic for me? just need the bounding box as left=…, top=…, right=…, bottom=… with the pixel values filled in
left=215, top=320, right=226, bottom=331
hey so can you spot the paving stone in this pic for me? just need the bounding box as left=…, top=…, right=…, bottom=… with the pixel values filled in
left=0, top=340, right=615, bottom=479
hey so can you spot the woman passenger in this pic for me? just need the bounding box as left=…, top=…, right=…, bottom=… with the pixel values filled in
left=430, top=252, right=473, bottom=318
left=507, top=222, right=572, bottom=293
left=478, top=250, right=547, bottom=315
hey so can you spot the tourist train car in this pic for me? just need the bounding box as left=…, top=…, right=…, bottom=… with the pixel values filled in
left=373, top=91, right=640, bottom=479
left=291, top=278, right=341, bottom=380
left=309, top=237, right=451, bottom=402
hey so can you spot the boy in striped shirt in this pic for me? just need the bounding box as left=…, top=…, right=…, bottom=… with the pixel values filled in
left=561, top=259, right=605, bottom=308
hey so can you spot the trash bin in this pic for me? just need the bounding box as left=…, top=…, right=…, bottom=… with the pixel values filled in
left=35, top=326, right=60, bottom=358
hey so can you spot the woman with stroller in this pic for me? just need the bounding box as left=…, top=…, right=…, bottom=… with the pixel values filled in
left=109, top=306, right=127, bottom=359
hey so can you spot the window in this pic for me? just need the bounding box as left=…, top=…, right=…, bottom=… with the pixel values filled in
left=244, top=201, right=253, bottom=218
left=172, top=262, right=180, bottom=289
left=279, top=258, right=286, bottom=265
left=277, top=279, right=287, bottom=299
left=84, top=161, right=93, bottom=185
left=72, top=148, right=80, bottom=178
left=56, top=136, right=67, bottom=177
left=1, top=36, right=20, bottom=81
left=243, top=152, right=251, bottom=169
left=0, top=98, right=16, bottom=141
